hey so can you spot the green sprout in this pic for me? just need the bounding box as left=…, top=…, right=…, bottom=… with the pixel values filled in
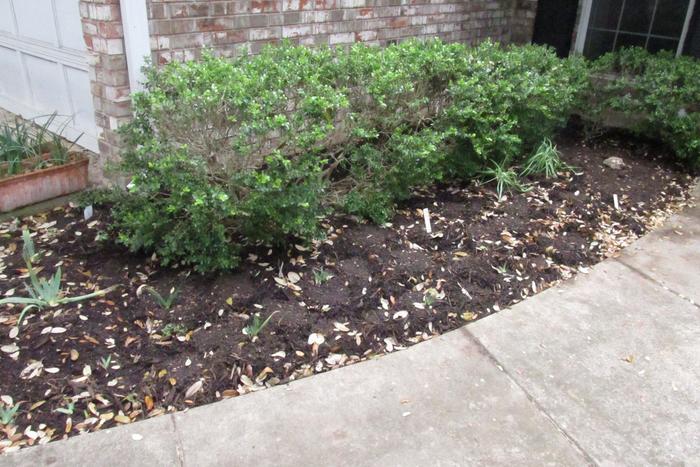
left=139, top=285, right=179, bottom=310
left=99, top=354, right=112, bottom=371
left=0, top=403, right=21, bottom=425
left=160, top=323, right=188, bottom=338
left=243, top=311, right=279, bottom=339
left=313, top=267, right=334, bottom=285
left=55, top=401, right=75, bottom=416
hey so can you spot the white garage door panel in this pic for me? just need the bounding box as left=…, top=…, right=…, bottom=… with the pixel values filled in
left=55, top=0, right=85, bottom=51
left=65, top=66, right=98, bottom=133
left=0, top=46, right=29, bottom=101
left=0, top=1, right=13, bottom=33
left=24, top=55, right=68, bottom=113
left=0, top=0, right=98, bottom=152
left=14, top=0, right=58, bottom=45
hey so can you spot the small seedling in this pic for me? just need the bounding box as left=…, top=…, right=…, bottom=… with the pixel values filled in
left=423, top=288, right=442, bottom=307
left=98, top=354, right=112, bottom=371
left=124, top=393, right=140, bottom=406
left=243, top=311, right=279, bottom=339
left=481, top=162, right=530, bottom=201
left=492, top=264, right=509, bottom=275
left=95, top=231, right=109, bottom=243
left=138, top=285, right=179, bottom=310
left=313, top=267, right=334, bottom=285
left=160, top=322, right=187, bottom=338
left=55, top=401, right=75, bottom=416
left=0, top=229, right=117, bottom=329
left=0, top=403, right=20, bottom=425
left=520, top=139, right=576, bottom=179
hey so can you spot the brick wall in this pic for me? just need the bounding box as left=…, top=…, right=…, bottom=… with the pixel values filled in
left=79, top=0, right=132, bottom=183
left=147, top=0, right=531, bottom=65
left=510, top=0, right=537, bottom=44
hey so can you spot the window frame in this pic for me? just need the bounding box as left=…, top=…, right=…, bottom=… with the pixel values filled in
left=573, top=0, right=697, bottom=57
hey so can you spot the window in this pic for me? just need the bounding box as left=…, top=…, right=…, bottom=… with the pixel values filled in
left=576, top=0, right=698, bottom=59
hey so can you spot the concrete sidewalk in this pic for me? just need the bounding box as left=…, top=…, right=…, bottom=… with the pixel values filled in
left=2, top=187, right=699, bottom=467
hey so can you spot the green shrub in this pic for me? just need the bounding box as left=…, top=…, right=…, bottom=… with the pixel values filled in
left=114, top=145, right=240, bottom=272
left=343, top=127, right=447, bottom=222
left=112, top=40, right=590, bottom=272
left=115, top=45, right=344, bottom=271
left=440, top=42, right=588, bottom=178
left=333, top=40, right=468, bottom=221
left=592, top=47, right=700, bottom=167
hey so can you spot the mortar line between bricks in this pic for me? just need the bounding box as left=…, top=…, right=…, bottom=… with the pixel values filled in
left=170, top=415, right=187, bottom=467
left=460, top=327, right=599, bottom=467
left=614, top=258, right=700, bottom=310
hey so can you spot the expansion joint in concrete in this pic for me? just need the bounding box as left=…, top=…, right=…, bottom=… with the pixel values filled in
left=461, top=327, right=599, bottom=467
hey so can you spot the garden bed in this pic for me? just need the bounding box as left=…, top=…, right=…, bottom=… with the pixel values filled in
left=0, top=128, right=695, bottom=452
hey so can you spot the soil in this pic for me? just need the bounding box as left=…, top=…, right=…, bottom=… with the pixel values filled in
left=0, top=127, right=695, bottom=451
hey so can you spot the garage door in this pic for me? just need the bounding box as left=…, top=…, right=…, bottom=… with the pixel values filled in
left=0, top=0, right=98, bottom=152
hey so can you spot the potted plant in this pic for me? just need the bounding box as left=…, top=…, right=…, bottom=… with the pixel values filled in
left=0, top=114, right=88, bottom=212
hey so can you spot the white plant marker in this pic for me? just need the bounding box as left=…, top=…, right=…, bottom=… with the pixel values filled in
left=83, top=205, right=93, bottom=220
left=423, top=208, right=432, bottom=234
left=613, top=194, right=620, bottom=211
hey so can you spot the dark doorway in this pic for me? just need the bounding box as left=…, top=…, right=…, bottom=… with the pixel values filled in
left=532, top=0, right=580, bottom=57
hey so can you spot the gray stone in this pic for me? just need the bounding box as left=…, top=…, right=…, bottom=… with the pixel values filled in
left=603, top=156, right=625, bottom=169
left=469, top=260, right=700, bottom=466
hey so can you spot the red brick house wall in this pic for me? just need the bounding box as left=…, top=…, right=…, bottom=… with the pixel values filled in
left=79, top=0, right=132, bottom=180
left=147, top=0, right=529, bottom=64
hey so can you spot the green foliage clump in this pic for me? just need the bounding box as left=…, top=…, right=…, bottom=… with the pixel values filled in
left=441, top=42, right=589, bottom=177
left=481, top=162, right=530, bottom=201
left=521, top=139, right=574, bottom=178
left=115, top=45, right=344, bottom=272
left=111, top=40, right=590, bottom=272
left=592, top=47, right=700, bottom=167
left=0, top=114, right=79, bottom=177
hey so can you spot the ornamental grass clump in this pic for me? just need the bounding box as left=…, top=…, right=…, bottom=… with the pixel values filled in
left=521, top=139, right=575, bottom=178
left=110, top=40, right=590, bottom=273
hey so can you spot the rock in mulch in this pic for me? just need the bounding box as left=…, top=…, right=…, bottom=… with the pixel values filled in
left=603, top=156, right=625, bottom=170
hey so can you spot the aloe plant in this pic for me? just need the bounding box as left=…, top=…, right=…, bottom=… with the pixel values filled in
left=0, top=229, right=118, bottom=328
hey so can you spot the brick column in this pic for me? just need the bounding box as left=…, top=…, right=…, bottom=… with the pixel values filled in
left=79, top=0, right=132, bottom=184
left=510, top=0, right=538, bottom=44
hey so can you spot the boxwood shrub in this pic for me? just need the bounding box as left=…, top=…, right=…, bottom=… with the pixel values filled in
left=112, top=39, right=588, bottom=273
left=592, top=47, right=700, bottom=167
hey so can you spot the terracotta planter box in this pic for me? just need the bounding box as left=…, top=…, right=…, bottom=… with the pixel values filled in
left=0, top=156, right=89, bottom=212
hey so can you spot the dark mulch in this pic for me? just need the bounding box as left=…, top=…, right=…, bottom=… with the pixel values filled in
left=0, top=128, right=695, bottom=451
